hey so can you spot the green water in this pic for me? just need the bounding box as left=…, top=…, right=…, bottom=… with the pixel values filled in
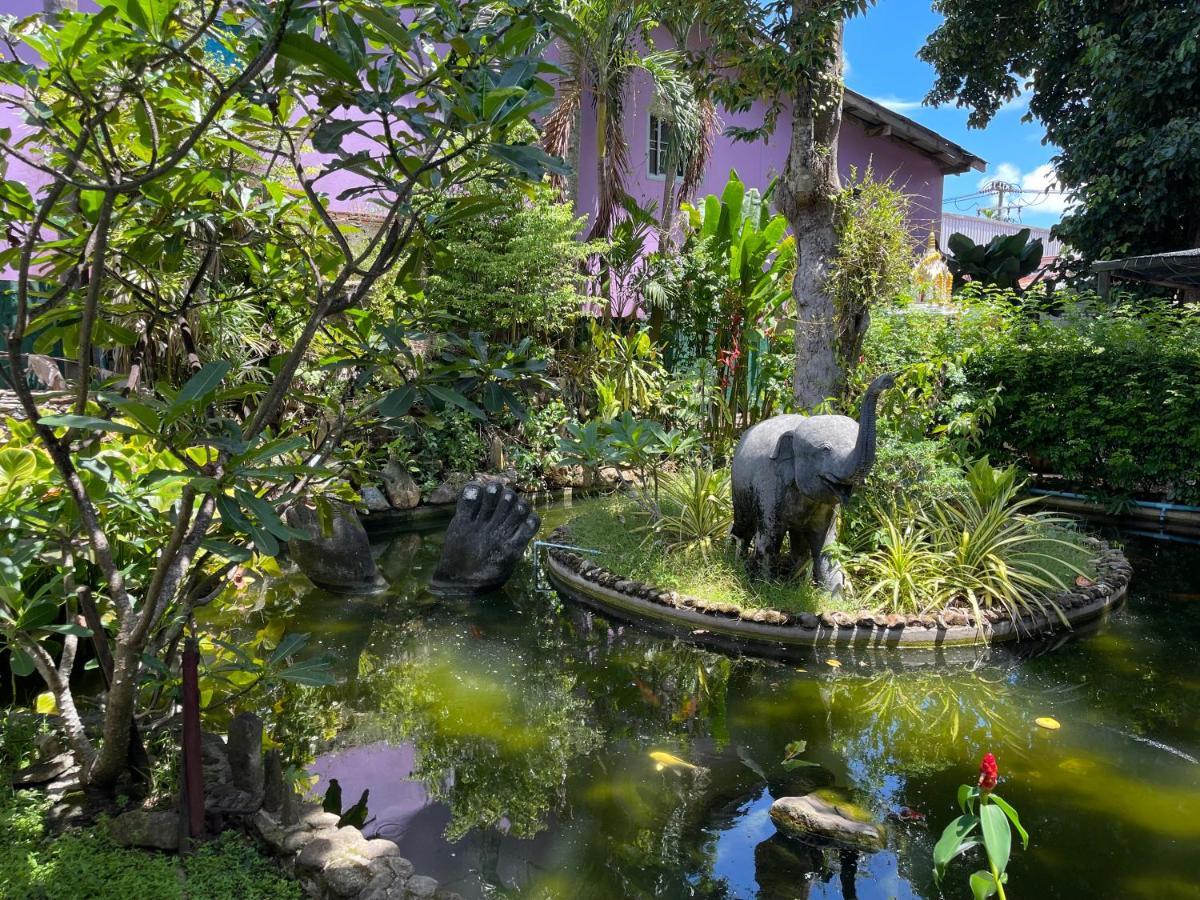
left=282, top=502, right=1200, bottom=899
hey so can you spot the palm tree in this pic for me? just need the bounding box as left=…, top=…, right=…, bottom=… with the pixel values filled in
left=542, top=0, right=695, bottom=240
left=654, top=11, right=719, bottom=249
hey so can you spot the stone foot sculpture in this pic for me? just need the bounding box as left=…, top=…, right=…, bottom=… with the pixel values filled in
left=430, top=481, right=540, bottom=596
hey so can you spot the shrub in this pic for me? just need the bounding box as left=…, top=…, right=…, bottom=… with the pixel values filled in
left=965, top=301, right=1200, bottom=503
left=639, top=465, right=733, bottom=554
left=847, top=461, right=1094, bottom=617
left=828, top=167, right=915, bottom=369
left=422, top=182, right=597, bottom=343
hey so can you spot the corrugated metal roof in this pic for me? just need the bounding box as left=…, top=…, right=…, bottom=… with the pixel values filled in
left=940, top=213, right=1064, bottom=256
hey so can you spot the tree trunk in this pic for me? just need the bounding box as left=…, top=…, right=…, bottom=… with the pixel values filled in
left=777, top=8, right=845, bottom=411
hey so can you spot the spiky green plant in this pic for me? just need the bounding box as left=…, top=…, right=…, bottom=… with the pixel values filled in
left=851, top=507, right=947, bottom=614
left=641, top=465, right=733, bottom=554
left=848, top=461, right=1093, bottom=620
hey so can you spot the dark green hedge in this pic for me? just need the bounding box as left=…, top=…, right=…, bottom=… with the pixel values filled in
left=965, top=310, right=1200, bottom=504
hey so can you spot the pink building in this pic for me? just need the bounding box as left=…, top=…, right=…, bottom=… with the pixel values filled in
left=565, top=28, right=984, bottom=244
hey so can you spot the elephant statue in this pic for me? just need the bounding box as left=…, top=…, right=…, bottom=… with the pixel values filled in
left=730, top=373, right=896, bottom=592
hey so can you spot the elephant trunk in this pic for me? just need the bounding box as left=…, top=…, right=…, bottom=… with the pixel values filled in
left=843, top=372, right=896, bottom=483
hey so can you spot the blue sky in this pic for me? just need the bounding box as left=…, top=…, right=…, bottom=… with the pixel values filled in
left=844, top=2, right=1067, bottom=228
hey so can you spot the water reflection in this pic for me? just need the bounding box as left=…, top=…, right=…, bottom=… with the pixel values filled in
left=288, top=512, right=1200, bottom=899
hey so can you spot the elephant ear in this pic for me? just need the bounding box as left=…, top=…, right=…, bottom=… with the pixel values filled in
left=769, top=431, right=795, bottom=463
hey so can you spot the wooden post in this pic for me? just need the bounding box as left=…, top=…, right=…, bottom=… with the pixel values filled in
left=181, top=637, right=205, bottom=839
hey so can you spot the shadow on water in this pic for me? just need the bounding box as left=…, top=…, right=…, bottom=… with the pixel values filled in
left=274, top=504, right=1200, bottom=899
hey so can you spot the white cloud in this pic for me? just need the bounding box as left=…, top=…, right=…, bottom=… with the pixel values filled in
left=977, top=161, right=1073, bottom=217
left=870, top=95, right=923, bottom=113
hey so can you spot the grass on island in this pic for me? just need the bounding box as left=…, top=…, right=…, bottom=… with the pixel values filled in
left=566, top=497, right=851, bottom=615
left=565, top=496, right=1100, bottom=619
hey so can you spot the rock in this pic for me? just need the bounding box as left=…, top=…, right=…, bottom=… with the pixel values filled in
left=942, top=608, right=969, bottom=627
left=769, top=792, right=885, bottom=852
left=298, top=806, right=342, bottom=831
left=361, top=486, right=391, bottom=513
left=253, top=809, right=288, bottom=853
left=406, top=875, right=440, bottom=898
left=281, top=788, right=301, bottom=826
left=831, top=612, right=855, bottom=628
left=227, top=712, right=265, bottom=802
left=201, top=732, right=232, bottom=787
left=263, top=749, right=284, bottom=814
left=382, top=462, right=421, bottom=510
left=426, top=473, right=469, bottom=504
left=798, top=613, right=820, bottom=630
left=11, top=752, right=74, bottom=786
left=286, top=501, right=387, bottom=594
left=108, top=809, right=180, bottom=850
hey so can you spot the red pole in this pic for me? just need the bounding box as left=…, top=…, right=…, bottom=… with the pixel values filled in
left=182, top=637, right=205, bottom=838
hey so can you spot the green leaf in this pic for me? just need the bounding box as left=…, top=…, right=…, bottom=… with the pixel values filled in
left=0, top=448, right=37, bottom=490
left=268, top=632, right=308, bottom=665
left=378, top=386, right=416, bottom=418
left=958, top=783, right=980, bottom=814
left=18, top=601, right=58, bottom=631
left=9, top=648, right=35, bottom=677
left=42, top=623, right=93, bottom=637
left=176, top=360, right=232, bottom=405
left=424, top=385, right=484, bottom=419
left=970, top=870, right=998, bottom=899
left=933, top=814, right=979, bottom=882
left=39, top=414, right=138, bottom=435
left=980, top=802, right=1012, bottom=876
left=313, top=119, right=364, bottom=154
left=988, top=793, right=1029, bottom=849
left=277, top=32, right=360, bottom=84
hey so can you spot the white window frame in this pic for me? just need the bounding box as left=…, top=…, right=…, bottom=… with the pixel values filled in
left=647, top=113, right=683, bottom=181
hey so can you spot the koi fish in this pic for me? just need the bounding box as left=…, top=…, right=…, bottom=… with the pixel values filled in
left=633, top=678, right=661, bottom=707
left=650, top=750, right=697, bottom=772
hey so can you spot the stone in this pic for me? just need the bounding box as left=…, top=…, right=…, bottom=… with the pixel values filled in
left=252, top=809, right=288, bottom=853
left=298, top=807, right=341, bottom=830
left=361, top=486, right=391, bottom=513
left=287, top=501, right=387, bottom=594
left=831, top=612, right=855, bottom=628
left=798, top=613, right=820, bottom=630
left=227, top=712, right=265, bottom=801
left=297, top=825, right=369, bottom=872
left=942, top=608, right=969, bottom=627
left=11, top=752, right=74, bottom=786
left=426, top=473, right=469, bottom=504
left=108, top=809, right=180, bottom=851
left=281, top=788, right=302, bottom=826
left=406, top=875, right=440, bottom=899
left=769, top=792, right=885, bottom=852
left=262, top=749, right=284, bottom=814
left=201, top=731, right=232, bottom=786
left=429, top=481, right=540, bottom=596
left=382, top=462, right=421, bottom=510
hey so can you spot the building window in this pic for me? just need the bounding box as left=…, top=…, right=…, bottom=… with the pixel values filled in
left=648, top=114, right=684, bottom=179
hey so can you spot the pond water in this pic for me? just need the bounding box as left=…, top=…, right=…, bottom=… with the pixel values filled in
left=284, top=501, right=1200, bottom=899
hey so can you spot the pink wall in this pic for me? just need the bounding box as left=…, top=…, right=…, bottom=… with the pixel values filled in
left=570, top=26, right=945, bottom=248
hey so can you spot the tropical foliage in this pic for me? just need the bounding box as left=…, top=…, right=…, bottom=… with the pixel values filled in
left=922, top=0, right=1200, bottom=271
left=946, top=229, right=1044, bottom=292
left=0, top=0, right=564, bottom=792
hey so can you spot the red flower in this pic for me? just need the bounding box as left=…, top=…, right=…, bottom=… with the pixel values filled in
left=978, top=752, right=999, bottom=792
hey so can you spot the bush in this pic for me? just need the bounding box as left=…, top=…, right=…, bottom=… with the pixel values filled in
left=422, top=182, right=597, bottom=343
left=846, top=461, right=1095, bottom=617
left=965, top=301, right=1200, bottom=503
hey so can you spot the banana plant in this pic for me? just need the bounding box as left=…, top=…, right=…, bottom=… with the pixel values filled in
left=681, top=171, right=795, bottom=448
left=946, top=230, right=1044, bottom=293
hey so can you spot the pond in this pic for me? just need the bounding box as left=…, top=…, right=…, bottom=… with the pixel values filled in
left=282, top=501, right=1200, bottom=899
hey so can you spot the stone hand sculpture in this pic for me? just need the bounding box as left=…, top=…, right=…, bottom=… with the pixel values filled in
left=430, top=481, right=541, bottom=596
left=730, top=373, right=896, bottom=592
